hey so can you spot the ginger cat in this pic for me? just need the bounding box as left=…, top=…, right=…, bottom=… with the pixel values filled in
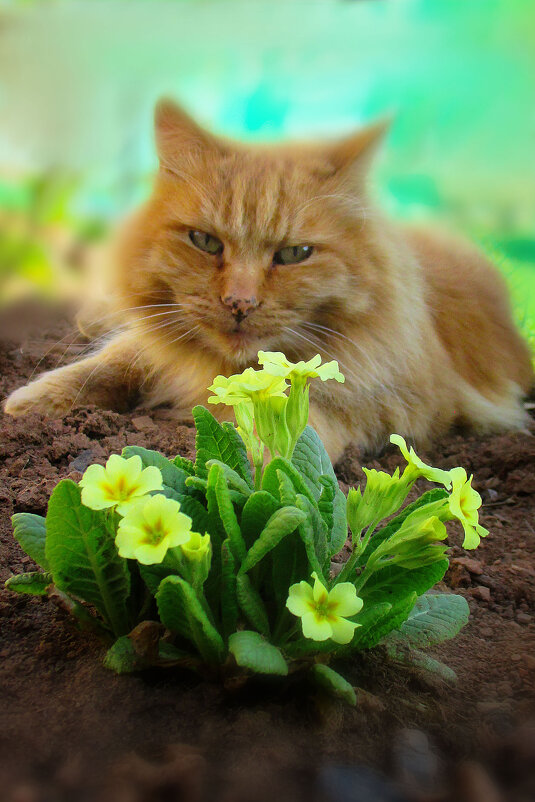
left=5, top=100, right=533, bottom=462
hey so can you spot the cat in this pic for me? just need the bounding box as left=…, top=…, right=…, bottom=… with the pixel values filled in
left=4, top=99, right=533, bottom=463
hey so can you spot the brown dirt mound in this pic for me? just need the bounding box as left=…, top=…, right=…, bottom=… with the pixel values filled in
left=1, top=303, right=534, bottom=802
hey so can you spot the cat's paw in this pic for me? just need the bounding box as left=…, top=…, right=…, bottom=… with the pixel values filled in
left=4, top=381, right=74, bottom=418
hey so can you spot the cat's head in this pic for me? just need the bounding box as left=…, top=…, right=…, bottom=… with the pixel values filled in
left=117, top=99, right=389, bottom=366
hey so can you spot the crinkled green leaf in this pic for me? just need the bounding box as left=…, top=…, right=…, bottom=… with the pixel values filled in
left=329, top=489, right=348, bottom=557
left=173, top=455, right=195, bottom=475
left=240, top=491, right=280, bottom=550
left=318, top=475, right=336, bottom=536
left=221, top=539, right=238, bottom=640
left=104, top=636, right=140, bottom=674
left=262, top=458, right=316, bottom=506
left=356, top=593, right=418, bottom=650
left=45, top=480, right=131, bottom=636
left=291, top=425, right=337, bottom=499
left=156, top=575, right=225, bottom=663
left=122, top=445, right=188, bottom=498
left=277, top=469, right=297, bottom=507
left=335, top=601, right=393, bottom=655
left=5, top=571, right=53, bottom=595
left=206, top=459, right=253, bottom=497
left=400, top=649, right=458, bottom=684
left=193, top=406, right=253, bottom=486
left=240, top=506, right=306, bottom=574
left=311, top=664, right=356, bottom=705
left=390, top=593, right=470, bottom=649
left=207, top=463, right=246, bottom=562
left=360, top=560, right=449, bottom=606
left=229, top=630, right=288, bottom=676
left=294, top=495, right=328, bottom=580
left=12, top=513, right=48, bottom=570
left=236, top=573, right=270, bottom=636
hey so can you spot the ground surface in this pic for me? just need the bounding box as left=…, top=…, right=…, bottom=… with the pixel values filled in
left=0, top=304, right=534, bottom=802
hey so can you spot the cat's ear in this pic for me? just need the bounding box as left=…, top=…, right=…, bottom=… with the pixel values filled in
left=327, top=117, right=391, bottom=185
left=154, top=98, right=222, bottom=170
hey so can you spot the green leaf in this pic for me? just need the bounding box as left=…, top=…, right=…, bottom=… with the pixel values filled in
left=12, top=513, right=48, bottom=570
left=402, top=650, right=458, bottom=684
left=294, top=495, right=328, bottom=579
left=138, top=552, right=182, bottom=595
left=240, top=491, right=280, bottom=550
left=262, top=458, right=316, bottom=506
left=359, top=489, right=448, bottom=565
left=291, top=425, right=337, bottom=499
left=335, top=601, right=393, bottom=655
left=173, top=494, right=209, bottom=534
left=193, top=406, right=253, bottom=486
left=329, top=489, right=348, bottom=557
left=206, top=459, right=253, bottom=497
left=5, top=571, right=53, bottom=595
left=156, top=575, right=226, bottom=663
left=391, top=593, right=470, bottom=649
left=229, top=631, right=288, bottom=676
left=221, top=539, right=239, bottom=640
left=356, top=593, right=418, bottom=650
left=104, top=636, right=140, bottom=674
left=277, top=469, right=297, bottom=506
left=122, top=445, right=189, bottom=498
left=240, top=506, right=306, bottom=574
left=173, top=454, right=195, bottom=475
left=311, top=664, right=356, bottom=705
left=207, top=463, right=246, bottom=562
left=318, top=475, right=336, bottom=535
left=236, top=573, right=270, bottom=636
left=45, top=480, right=131, bottom=637
left=359, top=560, right=449, bottom=606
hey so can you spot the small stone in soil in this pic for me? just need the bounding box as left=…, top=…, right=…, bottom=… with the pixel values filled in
left=68, top=449, right=95, bottom=472
left=453, top=557, right=484, bottom=575
left=131, top=415, right=157, bottom=432
left=471, top=586, right=491, bottom=602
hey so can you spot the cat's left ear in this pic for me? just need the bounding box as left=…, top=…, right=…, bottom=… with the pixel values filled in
left=154, top=98, right=224, bottom=172
left=327, top=117, right=391, bottom=185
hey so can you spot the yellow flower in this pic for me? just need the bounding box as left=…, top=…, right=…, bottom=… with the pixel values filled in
left=286, top=572, right=363, bottom=644
left=390, top=434, right=453, bottom=488
left=181, top=531, right=211, bottom=562
left=447, top=467, right=489, bottom=549
left=115, top=493, right=193, bottom=565
left=257, top=351, right=345, bottom=383
left=207, top=368, right=288, bottom=406
left=79, top=454, right=163, bottom=515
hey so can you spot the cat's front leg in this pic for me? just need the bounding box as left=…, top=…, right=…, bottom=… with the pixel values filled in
left=4, top=333, right=145, bottom=417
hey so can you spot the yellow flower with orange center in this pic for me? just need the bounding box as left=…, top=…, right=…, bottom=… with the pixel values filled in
left=115, top=493, right=194, bottom=564
left=79, top=454, right=163, bottom=515
left=286, top=572, right=363, bottom=643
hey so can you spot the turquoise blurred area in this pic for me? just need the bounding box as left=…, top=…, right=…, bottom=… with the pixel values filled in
left=0, top=0, right=533, bottom=333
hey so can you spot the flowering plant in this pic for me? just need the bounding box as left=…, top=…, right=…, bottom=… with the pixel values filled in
left=6, top=351, right=485, bottom=703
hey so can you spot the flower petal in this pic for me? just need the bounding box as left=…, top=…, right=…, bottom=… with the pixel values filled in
left=329, top=617, right=359, bottom=644
left=286, top=581, right=315, bottom=616
left=328, top=583, right=363, bottom=617
left=301, top=612, right=332, bottom=641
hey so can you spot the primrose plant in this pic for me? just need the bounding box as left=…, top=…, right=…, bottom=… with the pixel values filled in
left=6, top=351, right=487, bottom=703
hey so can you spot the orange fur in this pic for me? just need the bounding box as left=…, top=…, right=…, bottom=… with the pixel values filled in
left=5, top=101, right=533, bottom=462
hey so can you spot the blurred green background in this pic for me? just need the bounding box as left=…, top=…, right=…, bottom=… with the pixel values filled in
left=0, top=0, right=533, bottom=349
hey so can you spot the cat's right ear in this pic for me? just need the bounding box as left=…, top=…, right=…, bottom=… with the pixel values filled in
left=154, top=99, right=221, bottom=171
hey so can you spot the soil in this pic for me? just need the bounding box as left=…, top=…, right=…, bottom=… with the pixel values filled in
left=0, top=303, right=534, bottom=802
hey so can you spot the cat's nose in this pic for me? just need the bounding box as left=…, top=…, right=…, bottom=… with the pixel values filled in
left=221, top=294, right=259, bottom=323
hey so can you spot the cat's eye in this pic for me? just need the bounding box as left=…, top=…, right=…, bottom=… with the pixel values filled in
left=273, top=245, right=314, bottom=266
left=188, top=230, right=224, bottom=255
